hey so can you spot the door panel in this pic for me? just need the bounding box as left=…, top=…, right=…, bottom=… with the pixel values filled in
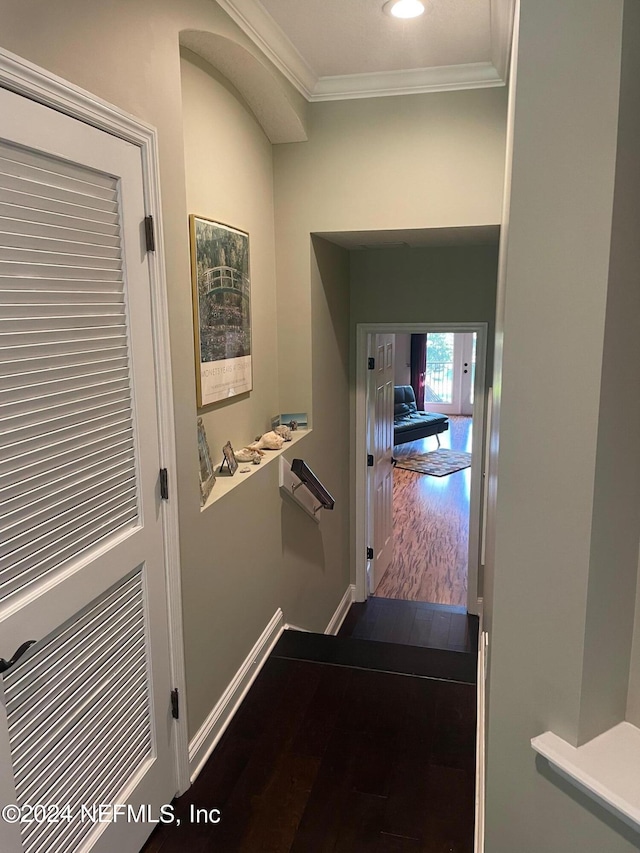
left=0, top=87, right=173, bottom=853
left=370, top=335, right=394, bottom=591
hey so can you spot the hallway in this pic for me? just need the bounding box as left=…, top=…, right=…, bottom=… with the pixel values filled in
left=376, top=417, right=472, bottom=606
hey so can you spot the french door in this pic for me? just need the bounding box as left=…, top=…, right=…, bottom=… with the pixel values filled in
left=424, top=332, right=476, bottom=415
left=0, top=86, right=175, bottom=853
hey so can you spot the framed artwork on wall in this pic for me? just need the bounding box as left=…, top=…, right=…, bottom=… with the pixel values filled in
left=197, top=417, right=216, bottom=506
left=189, top=215, right=252, bottom=406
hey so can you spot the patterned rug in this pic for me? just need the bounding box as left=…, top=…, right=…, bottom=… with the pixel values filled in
left=394, top=449, right=472, bottom=477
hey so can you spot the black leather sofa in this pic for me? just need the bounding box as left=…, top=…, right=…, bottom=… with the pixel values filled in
left=393, top=385, right=449, bottom=446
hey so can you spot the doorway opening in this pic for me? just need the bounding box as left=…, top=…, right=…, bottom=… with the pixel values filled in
left=376, top=331, right=475, bottom=607
left=355, top=323, right=488, bottom=620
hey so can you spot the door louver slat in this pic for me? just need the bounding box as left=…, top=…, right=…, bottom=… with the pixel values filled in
left=0, top=146, right=118, bottom=192
left=0, top=202, right=121, bottom=235
left=7, top=575, right=140, bottom=694
left=0, top=173, right=120, bottom=212
left=0, top=231, right=122, bottom=258
left=0, top=498, right=139, bottom=600
left=4, top=571, right=152, bottom=853
left=0, top=344, right=128, bottom=374
left=0, top=440, right=134, bottom=498
left=0, top=216, right=120, bottom=246
left=1, top=452, right=134, bottom=520
left=0, top=139, right=139, bottom=605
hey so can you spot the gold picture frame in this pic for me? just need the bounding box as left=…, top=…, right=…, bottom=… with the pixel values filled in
left=189, top=215, right=252, bottom=407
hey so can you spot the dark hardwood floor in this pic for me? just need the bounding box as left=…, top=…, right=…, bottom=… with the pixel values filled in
left=339, top=597, right=479, bottom=655
left=142, top=610, right=477, bottom=853
left=376, top=416, right=473, bottom=607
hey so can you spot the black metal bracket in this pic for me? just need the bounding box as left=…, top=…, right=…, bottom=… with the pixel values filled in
left=144, top=215, right=155, bottom=252
left=160, top=468, right=169, bottom=500
left=0, top=640, right=37, bottom=674
left=171, top=688, right=179, bottom=720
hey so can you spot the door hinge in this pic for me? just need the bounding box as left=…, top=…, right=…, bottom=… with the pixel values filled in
left=367, top=547, right=374, bottom=560
left=368, top=357, right=375, bottom=370
left=159, top=468, right=169, bottom=500
left=144, top=215, right=156, bottom=252
left=171, top=688, right=179, bottom=720
left=367, top=454, right=374, bottom=467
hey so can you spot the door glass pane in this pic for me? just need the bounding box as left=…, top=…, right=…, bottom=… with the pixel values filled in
left=425, top=333, right=454, bottom=403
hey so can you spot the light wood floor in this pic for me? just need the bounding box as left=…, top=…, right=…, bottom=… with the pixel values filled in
left=375, top=416, right=472, bottom=607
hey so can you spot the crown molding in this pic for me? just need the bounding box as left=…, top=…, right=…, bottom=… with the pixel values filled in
left=218, top=0, right=510, bottom=102
left=490, top=0, right=516, bottom=83
left=214, top=0, right=317, bottom=98
left=310, top=62, right=503, bottom=102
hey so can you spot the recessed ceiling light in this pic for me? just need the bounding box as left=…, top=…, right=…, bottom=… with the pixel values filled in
left=383, top=0, right=425, bottom=19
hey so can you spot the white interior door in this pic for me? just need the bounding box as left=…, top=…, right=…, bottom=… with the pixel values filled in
left=0, top=87, right=174, bottom=853
left=368, top=334, right=394, bottom=592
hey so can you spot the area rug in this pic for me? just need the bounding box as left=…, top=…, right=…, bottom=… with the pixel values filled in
left=393, top=449, right=472, bottom=477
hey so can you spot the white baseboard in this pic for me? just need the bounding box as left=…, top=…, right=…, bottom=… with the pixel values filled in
left=188, top=608, right=284, bottom=782
left=475, top=627, right=488, bottom=853
left=325, top=584, right=355, bottom=635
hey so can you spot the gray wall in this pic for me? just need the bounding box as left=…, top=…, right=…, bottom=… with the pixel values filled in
left=350, top=244, right=499, bottom=374
left=394, top=335, right=411, bottom=387
left=273, top=91, right=507, bottom=417
left=484, top=1, right=640, bottom=850
left=179, top=52, right=349, bottom=733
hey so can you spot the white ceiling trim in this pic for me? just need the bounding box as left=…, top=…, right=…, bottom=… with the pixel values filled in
left=217, top=0, right=512, bottom=102
left=312, top=62, right=503, bottom=102
left=490, top=0, right=516, bottom=83
left=215, top=0, right=317, bottom=98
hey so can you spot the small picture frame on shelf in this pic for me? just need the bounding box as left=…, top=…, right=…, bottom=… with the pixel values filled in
left=197, top=417, right=216, bottom=506
left=220, top=440, right=239, bottom=476
left=277, top=412, right=308, bottom=431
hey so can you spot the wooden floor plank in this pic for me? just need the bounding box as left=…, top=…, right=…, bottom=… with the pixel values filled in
left=339, top=597, right=479, bottom=656
left=377, top=417, right=472, bottom=606
left=142, top=645, right=475, bottom=853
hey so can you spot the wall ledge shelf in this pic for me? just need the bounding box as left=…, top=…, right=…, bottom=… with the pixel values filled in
left=200, top=430, right=311, bottom=512
left=531, top=722, right=640, bottom=832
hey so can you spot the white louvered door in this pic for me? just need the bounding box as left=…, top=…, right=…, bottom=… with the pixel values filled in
left=0, top=87, right=175, bottom=853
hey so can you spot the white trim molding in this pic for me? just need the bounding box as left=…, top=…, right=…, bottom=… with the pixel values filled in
left=490, top=0, right=516, bottom=85
left=0, top=46, right=189, bottom=795
left=325, top=585, right=356, bottom=636
left=312, top=62, right=503, bottom=102
left=189, top=609, right=285, bottom=782
left=216, top=0, right=513, bottom=102
left=475, top=627, right=488, bottom=853
left=214, top=0, right=316, bottom=98
left=532, top=723, right=640, bottom=832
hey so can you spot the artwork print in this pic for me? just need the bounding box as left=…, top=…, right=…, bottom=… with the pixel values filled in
left=190, top=216, right=252, bottom=406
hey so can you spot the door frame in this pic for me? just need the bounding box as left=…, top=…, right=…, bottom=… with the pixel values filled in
left=0, top=48, right=190, bottom=793
left=355, top=322, right=488, bottom=616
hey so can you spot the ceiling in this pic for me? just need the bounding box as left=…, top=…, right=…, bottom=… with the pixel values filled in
left=215, top=0, right=514, bottom=101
